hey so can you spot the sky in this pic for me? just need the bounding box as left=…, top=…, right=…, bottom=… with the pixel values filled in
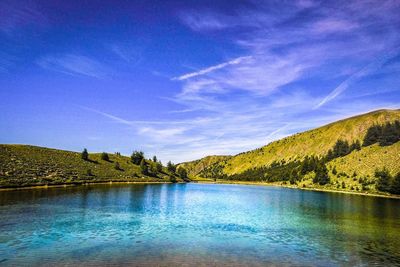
left=1, top=0, right=400, bottom=163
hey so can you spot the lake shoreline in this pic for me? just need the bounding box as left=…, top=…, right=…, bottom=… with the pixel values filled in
left=0, top=181, right=177, bottom=191
left=196, top=180, right=400, bottom=199
left=2, top=179, right=400, bottom=199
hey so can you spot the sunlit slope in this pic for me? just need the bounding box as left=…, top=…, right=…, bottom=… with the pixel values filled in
left=179, top=155, right=231, bottom=176
left=0, top=145, right=177, bottom=187
left=328, top=142, right=400, bottom=178
left=222, top=109, right=400, bottom=175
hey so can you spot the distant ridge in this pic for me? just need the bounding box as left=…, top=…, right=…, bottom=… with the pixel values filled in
left=181, top=109, right=400, bottom=192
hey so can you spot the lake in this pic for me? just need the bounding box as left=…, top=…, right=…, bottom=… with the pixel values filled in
left=0, top=183, right=399, bottom=266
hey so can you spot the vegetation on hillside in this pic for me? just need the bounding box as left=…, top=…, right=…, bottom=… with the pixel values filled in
left=184, top=110, right=400, bottom=195
left=1, top=109, right=399, bottom=196
left=0, top=145, right=187, bottom=188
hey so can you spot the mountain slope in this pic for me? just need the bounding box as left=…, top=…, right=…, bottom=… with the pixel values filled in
left=223, top=109, right=400, bottom=175
left=183, top=109, right=400, bottom=180
left=179, top=155, right=232, bottom=177
left=0, top=145, right=179, bottom=188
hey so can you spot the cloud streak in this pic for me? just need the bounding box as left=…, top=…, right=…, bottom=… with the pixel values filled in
left=37, top=54, right=108, bottom=79
left=172, top=56, right=252, bottom=81
left=314, top=48, right=400, bottom=109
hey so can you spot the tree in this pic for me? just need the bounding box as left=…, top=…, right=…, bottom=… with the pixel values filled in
left=156, top=161, right=163, bottom=173
left=140, top=159, right=148, bottom=175
left=375, top=168, right=392, bottom=192
left=101, top=152, right=109, bottom=161
left=350, top=140, right=361, bottom=151
left=86, top=169, right=93, bottom=176
left=289, top=169, right=299, bottom=185
left=332, top=139, right=350, bottom=158
left=167, top=161, right=176, bottom=173
left=131, top=151, right=144, bottom=165
left=363, top=125, right=382, bottom=146
left=390, top=172, right=400, bottom=194
left=313, top=162, right=330, bottom=185
left=81, top=148, right=89, bottom=161
left=149, top=162, right=159, bottom=176
left=115, top=162, right=121, bottom=171
left=152, top=155, right=157, bottom=162
left=379, top=122, right=400, bottom=146
left=177, top=166, right=188, bottom=179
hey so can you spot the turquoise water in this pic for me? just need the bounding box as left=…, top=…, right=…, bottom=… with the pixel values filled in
left=1, top=183, right=400, bottom=266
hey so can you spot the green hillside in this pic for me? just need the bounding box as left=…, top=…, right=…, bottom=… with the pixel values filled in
left=182, top=109, right=400, bottom=195
left=223, top=109, right=400, bottom=175
left=179, top=155, right=231, bottom=177
left=0, top=145, right=182, bottom=188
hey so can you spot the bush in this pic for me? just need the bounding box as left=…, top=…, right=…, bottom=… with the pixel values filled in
left=131, top=151, right=144, bottom=165
left=114, top=162, right=121, bottom=171
left=140, top=159, right=148, bottom=175
left=101, top=152, right=109, bottom=161
left=177, top=166, right=188, bottom=179
left=375, top=168, right=392, bottom=192
left=81, top=148, right=89, bottom=161
left=167, top=161, right=176, bottom=173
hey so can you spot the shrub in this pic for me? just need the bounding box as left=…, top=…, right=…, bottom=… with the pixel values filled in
left=375, top=168, right=392, bottom=192
left=140, top=159, right=148, bottom=175
left=131, top=151, right=144, bottom=165
left=101, top=152, right=109, bottom=161
left=81, top=148, right=89, bottom=161
left=115, top=162, right=121, bottom=171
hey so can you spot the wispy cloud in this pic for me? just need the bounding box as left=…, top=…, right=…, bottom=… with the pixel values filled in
left=0, top=0, right=47, bottom=34
left=172, top=56, right=252, bottom=81
left=314, top=49, right=400, bottom=109
left=37, top=54, right=108, bottom=79
left=157, top=0, right=400, bottom=162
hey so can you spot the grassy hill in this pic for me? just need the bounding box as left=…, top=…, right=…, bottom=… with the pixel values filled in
left=223, top=109, right=400, bottom=175
left=179, top=155, right=232, bottom=177
left=0, top=145, right=181, bottom=188
left=181, top=109, right=400, bottom=195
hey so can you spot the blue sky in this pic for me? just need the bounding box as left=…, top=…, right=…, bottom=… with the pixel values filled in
left=1, top=0, right=400, bottom=163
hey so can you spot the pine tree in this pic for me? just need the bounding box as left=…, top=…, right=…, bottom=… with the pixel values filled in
left=101, top=152, right=109, bottom=161
left=115, top=162, right=121, bottom=170
left=131, top=151, right=144, bottom=165
left=81, top=148, right=89, bottom=161
left=167, top=161, right=176, bottom=173
left=363, top=125, right=382, bottom=146
left=350, top=140, right=361, bottom=151
left=390, top=172, right=400, bottom=194
left=313, top=162, right=330, bottom=185
left=156, top=161, right=163, bottom=172
left=375, top=168, right=392, bottom=192
left=153, top=155, right=157, bottom=162
left=379, top=122, right=399, bottom=146
left=140, top=159, right=148, bottom=175
left=177, top=166, right=188, bottom=179
left=332, top=139, right=350, bottom=157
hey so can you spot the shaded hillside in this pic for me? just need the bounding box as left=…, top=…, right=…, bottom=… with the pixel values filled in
left=0, top=145, right=180, bottom=188
left=179, top=155, right=231, bottom=177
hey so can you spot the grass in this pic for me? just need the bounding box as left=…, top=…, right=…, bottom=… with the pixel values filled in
left=181, top=109, right=400, bottom=196
left=0, top=145, right=181, bottom=188
left=179, top=155, right=231, bottom=176
left=182, top=109, right=400, bottom=176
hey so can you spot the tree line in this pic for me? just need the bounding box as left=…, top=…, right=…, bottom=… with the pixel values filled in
left=80, top=148, right=188, bottom=182
left=363, top=120, right=400, bottom=147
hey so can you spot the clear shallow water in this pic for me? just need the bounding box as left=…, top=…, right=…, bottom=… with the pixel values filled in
left=0, top=183, right=400, bottom=266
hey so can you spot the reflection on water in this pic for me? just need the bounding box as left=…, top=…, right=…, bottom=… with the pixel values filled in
left=0, top=183, right=400, bottom=266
